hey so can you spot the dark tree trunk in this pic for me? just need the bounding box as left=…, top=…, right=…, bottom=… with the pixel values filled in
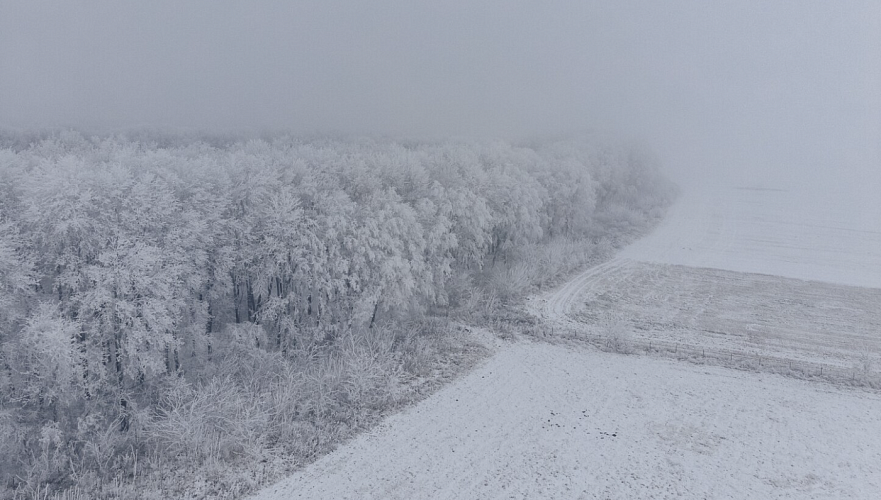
left=369, top=300, right=380, bottom=329
left=247, top=280, right=257, bottom=323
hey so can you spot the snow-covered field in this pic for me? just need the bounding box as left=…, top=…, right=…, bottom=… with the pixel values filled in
left=248, top=182, right=881, bottom=499
left=248, top=342, right=881, bottom=499
left=555, top=258, right=881, bottom=372
left=619, top=185, right=881, bottom=288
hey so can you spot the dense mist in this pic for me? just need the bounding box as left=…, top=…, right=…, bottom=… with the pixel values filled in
left=2, top=4, right=880, bottom=498
left=2, top=1, right=879, bottom=188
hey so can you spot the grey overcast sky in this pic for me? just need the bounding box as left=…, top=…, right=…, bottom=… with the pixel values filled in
left=1, top=1, right=879, bottom=186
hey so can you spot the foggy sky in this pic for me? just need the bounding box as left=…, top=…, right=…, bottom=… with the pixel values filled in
left=1, top=1, right=879, bottom=187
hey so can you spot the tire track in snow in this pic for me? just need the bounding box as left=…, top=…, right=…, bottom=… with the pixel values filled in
left=534, top=255, right=881, bottom=376
left=531, top=257, right=633, bottom=327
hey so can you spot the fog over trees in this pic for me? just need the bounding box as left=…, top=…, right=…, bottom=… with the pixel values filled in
left=1, top=1, right=878, bottom=498
left=2, top=1, right=878, bottom=190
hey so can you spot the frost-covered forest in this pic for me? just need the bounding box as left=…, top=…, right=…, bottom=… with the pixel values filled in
left=0, top=130, right=674, bottom=499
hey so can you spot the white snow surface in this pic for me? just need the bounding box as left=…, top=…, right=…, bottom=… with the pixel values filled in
left=620, top=184, right=881, bottom=288
left=248, top=183, right=881, bottom=499
left=531, top=257, right=881, bottom=371
left=248, top=342, right=881, bottom=500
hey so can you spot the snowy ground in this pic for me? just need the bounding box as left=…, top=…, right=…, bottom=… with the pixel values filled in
left=532, top=257, right=881, bottom=372
left=619, top=185, right=881, bottom=288
left=248, top=183, right=881, bottom=499
left=248, top=342, right=881, bottom=499
left=529, top=184, right=881, bottom=375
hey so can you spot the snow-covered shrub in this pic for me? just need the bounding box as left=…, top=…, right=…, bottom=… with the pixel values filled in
left=148, top=376, right=270, bottom=465
left=605, top=318, right=633, bottom=354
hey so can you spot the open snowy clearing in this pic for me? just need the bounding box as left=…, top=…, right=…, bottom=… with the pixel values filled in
left=247, top=342, right=881, bottom=500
